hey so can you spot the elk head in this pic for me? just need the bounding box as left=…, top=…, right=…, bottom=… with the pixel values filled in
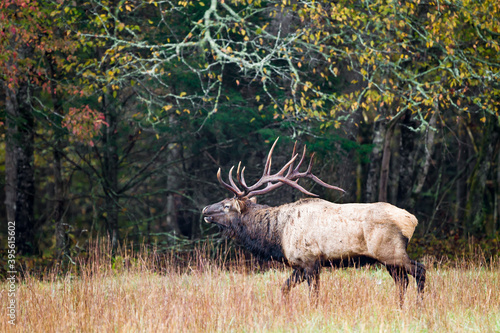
left=202, top=198, right=251, bottom=228
left=202, top=138, right=345, bottom=228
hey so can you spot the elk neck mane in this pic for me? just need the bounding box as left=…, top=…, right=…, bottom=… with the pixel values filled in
left=229, top=199, right=288, bottom=262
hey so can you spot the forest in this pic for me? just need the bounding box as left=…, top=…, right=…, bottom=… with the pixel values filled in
left=1, top=0, right=500, bottom=263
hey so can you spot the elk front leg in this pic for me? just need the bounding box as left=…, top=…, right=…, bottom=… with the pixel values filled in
left=305, top=266, right=321, bottom=305
left=281, top=268, right=306, bottom=296
left=282, top=266, right=321, bottom=305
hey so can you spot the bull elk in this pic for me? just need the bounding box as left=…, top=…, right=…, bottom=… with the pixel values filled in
left=202, top=138, right=426, bottom=305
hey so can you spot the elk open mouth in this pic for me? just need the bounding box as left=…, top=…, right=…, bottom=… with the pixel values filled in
left=202, top=213, right=227, bottom=227
left=203, top=214, right=225, bottom=224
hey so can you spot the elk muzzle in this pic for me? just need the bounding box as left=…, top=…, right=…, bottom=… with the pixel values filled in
left=202, top=206, right=212, bottom=223
left=203, top=204, right=224, bottom=224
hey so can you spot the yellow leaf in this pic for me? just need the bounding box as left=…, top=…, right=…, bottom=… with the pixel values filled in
left=480, top=117, right=486, bottom=123
left=258, top=105, right=264, bottom=111
left=179, top=92, right=187, bottom=97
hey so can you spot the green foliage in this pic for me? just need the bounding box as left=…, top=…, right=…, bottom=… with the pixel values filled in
left=410, top=233, right=500, bottom=264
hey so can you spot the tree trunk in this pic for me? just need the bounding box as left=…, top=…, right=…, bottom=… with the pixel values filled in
left=454, top=116, right=468, bottom=233
left=465, top=120, right=499, bottom=235
left=378, top=124, right=394, bottom=202
left=397, top=114, right=418, bottom=210
left=46, top=53, right=69, bottom=259
left=413, top=110, right=438, bottom=196
left=103, top=101, right=120, bottom=251
left=388, top=125, right=401, bottom=204
left=496, top=149, right=500, bottom=233
left=165, top=138, right=183, bottom=237
left=54, top=147, right=68, bottom=259
left=378, top=116, right=402, bottom=203
left=5, top=91, right=17, bottom=223
left=366, top=121, right=385, bottom=202
left=5, top=82, right=36, bottom=255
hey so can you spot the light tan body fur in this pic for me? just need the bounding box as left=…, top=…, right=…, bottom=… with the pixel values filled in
left=278, top=199, right=417, bottom=268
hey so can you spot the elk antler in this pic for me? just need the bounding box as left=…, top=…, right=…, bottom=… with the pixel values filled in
left=217, top=138, right=345, bottom=198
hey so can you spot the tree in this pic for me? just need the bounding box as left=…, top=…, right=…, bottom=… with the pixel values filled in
left=2, top=0, right=499, bottom=260
left=1, top=0, right=105, bottom=255
left=2, top=0, right=52, bottom=254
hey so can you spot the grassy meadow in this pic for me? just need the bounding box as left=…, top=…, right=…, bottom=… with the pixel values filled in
left=2, top=245, right=499, bottom=332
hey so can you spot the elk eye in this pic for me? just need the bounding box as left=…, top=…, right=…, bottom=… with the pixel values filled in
left=224, top=204, right=231, bottom=210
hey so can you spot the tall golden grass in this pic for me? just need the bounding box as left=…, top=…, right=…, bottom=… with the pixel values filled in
left=2, top=242, right=499, bottom=332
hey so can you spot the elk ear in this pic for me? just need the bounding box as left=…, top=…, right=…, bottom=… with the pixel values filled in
left=234, top=199, right=247, bottom=213
left=248, top=197, right=257, bottom=204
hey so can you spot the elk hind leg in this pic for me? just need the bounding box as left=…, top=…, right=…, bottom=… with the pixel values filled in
left=386, top=265, right=409, bottom=307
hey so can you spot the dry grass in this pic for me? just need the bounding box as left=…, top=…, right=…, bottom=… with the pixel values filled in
left=2, top=246, right=499, bottom=332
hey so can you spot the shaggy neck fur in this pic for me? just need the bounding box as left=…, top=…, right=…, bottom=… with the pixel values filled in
left=226, top=201, right=287, bottom=262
